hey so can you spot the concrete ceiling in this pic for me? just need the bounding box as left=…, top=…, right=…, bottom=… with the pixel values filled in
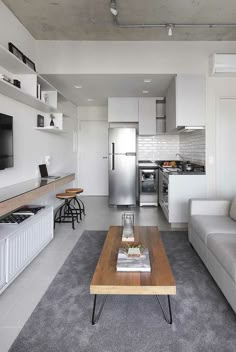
left=43, top=74, right=174, bottom=106
left=3, top=0, right=236, bottom=41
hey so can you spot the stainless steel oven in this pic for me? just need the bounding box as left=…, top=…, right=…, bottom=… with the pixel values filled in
left=139, top=168, right=158, bottom=206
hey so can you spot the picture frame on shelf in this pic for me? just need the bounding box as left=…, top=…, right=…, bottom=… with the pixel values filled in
left=8, top=42, right=24, bottom=62
left=23, top=55, right=36, bottom=72
left=37, top=114, right=44, bottom=127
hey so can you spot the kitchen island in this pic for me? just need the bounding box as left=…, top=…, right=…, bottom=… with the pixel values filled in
left=159, top=169, right=206, bottom=226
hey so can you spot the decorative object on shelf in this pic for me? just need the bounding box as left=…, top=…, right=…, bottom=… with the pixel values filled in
left=8, top=42, right=24, bottom=62
left=37, top=83, right=41, bottom=99
left=37, top=114, right=44, bottom=127
left=13, top=79, right=21, bottom=88
left=122, top=212, right=134, bottom=242
left=0, top=73, right=12, bottom=84
left=23, top=55, right=36, bottom=71
left=41, top=92, right=49, bottom=104
left=50, top=114, right=55, bottom=126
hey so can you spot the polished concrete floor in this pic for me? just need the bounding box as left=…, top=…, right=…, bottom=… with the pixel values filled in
left=0, top=196, right=180, bottom=351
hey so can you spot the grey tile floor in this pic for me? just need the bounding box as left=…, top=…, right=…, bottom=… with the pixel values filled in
left=0, top=196, right=182, bottom=351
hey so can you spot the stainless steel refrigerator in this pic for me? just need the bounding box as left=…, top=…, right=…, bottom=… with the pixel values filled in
left=108, top=128, right=136, bottom=206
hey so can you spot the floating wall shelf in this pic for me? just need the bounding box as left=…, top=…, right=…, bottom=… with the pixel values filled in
left=34, top=127, right=64, bottom=134
left=0, top=79, right=58, bottom=113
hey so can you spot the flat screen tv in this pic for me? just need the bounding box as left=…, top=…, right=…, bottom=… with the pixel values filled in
left=0, top=113, right=13, bottom=170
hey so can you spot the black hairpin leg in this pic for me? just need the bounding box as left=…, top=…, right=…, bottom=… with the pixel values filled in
left=156, top=295, right=173, bottom=324
left=92, top=295, right=107, bottom=325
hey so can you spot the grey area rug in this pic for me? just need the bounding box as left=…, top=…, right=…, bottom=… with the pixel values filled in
left=9, top=230, right=236, bottom=352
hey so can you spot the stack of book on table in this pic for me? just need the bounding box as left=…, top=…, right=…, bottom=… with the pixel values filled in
left=116, top=243, right=151, bottom=272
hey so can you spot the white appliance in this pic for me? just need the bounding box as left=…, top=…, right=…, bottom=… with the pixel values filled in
left=210, top=54, right=236, bottom=76
left=108, top=128, right=136, bottom=206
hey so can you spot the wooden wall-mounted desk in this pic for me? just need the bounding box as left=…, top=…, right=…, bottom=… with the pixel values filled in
left=0, top=173, right=75, bottom=217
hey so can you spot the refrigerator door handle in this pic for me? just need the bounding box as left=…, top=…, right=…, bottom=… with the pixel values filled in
left=111, top=143, right=115, bottom=170
left=125, top=152, right=136, bottom=156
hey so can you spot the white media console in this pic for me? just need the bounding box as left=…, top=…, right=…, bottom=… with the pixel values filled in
left=0, top=206, right=53, bottom=294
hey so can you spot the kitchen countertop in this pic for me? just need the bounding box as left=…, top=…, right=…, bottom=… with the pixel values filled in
left=138, top=160, right=205, bottom=175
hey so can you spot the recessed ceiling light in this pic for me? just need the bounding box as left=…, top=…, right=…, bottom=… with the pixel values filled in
left=74, top=85, right=82, bottom=89
left=144, top=79, right=152, bottom=83
left=87, top=98, right=94, bottom=101
left=142, top=90, right=149, bottom=94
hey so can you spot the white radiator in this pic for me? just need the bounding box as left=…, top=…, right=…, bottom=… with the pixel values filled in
left=0, top=239, right=6, bottom=290
left=1, top=206, right=53, bottom=290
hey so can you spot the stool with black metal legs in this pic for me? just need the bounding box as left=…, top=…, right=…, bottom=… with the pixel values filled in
left=65, top=188, right=86, bottom=220
left=54, top=193, right=79, bottom=230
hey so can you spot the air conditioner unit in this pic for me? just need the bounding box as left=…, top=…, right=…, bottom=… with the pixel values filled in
left=210, top=54, right=236, bottom=76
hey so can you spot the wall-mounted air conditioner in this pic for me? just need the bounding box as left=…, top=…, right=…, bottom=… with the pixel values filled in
left=210, top=54, right=236, bottom=76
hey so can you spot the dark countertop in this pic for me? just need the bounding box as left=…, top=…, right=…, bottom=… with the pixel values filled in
left=138, top=160, right=205, bottom=174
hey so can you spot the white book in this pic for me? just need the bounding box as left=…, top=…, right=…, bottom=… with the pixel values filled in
left=37, top=83, right=41, bottom=99
left=116, top=248, right=151, bottom=272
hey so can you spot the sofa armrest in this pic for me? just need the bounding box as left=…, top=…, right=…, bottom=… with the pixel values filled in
left=189, top=199, right=231, bottom=216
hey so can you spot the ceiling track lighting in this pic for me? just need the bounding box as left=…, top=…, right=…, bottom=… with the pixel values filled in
left=167, top=24, right=173, bottom=36
left=110, top=1, right=236, bottom=34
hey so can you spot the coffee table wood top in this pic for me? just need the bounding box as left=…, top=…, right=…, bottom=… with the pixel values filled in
left=90, top=226, right=176, bottom=295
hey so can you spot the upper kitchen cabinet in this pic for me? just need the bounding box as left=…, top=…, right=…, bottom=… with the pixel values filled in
left=138, top=98, right=156, bottom=135
left=139, top=97, right=166, bottom=135
left=166, top=75, right=205, bottom=132
left=108, top=98, right=139, bottom=122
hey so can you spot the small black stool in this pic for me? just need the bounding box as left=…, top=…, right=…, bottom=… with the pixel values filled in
left=54, top=193, right=79, bottom=230
left=65, top=188, right=86, bottom=220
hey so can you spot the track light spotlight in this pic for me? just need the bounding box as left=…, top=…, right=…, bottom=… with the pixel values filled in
left=167, top=24, right=173, bottom=36
left=110, top=0, right=118, bottom=16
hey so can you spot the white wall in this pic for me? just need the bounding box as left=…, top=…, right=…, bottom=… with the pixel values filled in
left=0, top=1, right=78, bottom=196
left=78, top=106, right=108, bottom=121
left=0, top=94, right=77, bottom=188
left=0, top=1, right=36, bottom=61
left=36, top=41, right=236, bottom=75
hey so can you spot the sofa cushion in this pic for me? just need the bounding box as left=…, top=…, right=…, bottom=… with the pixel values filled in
left=230, top=197, right=236, bottom=222
left=208, top=233, right=236, bottom=283
left=190, top=215, right=236, bottom=244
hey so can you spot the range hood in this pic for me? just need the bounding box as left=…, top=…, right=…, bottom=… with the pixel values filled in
left=177, top=126, right=205, bottom=133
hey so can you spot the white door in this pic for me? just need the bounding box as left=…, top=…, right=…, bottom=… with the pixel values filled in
left=79, top=121, right=108, bottom=195
left=217, top=98, right=236, bottom=198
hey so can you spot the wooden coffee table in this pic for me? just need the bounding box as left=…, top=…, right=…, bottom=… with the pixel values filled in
left=90, top=226, right=176, bottom=325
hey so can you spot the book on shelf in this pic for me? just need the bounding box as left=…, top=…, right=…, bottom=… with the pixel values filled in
left=37, top=83, right=41, bottom=99
left=116, top=248, right=151, bottom=272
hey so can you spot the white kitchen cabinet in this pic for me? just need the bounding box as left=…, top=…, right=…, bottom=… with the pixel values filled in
left=168, top=174, right=206, bottom=223
left=138, top=98, right=157, bottom=135
left=0, top=239, right=6, bottom=290
left=166, top=75, right=205, bottom=132
left=108, top=98, right=139, bottom=122
left=159, top=171, right=206, bottom=224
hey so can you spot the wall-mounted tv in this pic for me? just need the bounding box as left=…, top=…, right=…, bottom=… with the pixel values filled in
left=0, top=113, right=13, bottom=170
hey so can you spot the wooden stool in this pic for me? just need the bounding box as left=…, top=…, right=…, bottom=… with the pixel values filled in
left=54, top=192, right=79, bottom=230
left=65, top=188, right=86, bottom=219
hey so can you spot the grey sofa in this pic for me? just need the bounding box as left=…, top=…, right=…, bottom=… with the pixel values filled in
left=188, top=199, right=236, bottom=313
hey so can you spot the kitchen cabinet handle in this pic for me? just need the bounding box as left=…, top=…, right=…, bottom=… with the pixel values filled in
left=102, top=157, right=108, bottom=159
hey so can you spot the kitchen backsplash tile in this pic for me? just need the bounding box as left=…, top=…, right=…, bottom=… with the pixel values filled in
left=138, top=135, right=180, bottom=161
left=138, top=130, right=205, bottom=165
left=179, top=129, right=205, bottom=165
